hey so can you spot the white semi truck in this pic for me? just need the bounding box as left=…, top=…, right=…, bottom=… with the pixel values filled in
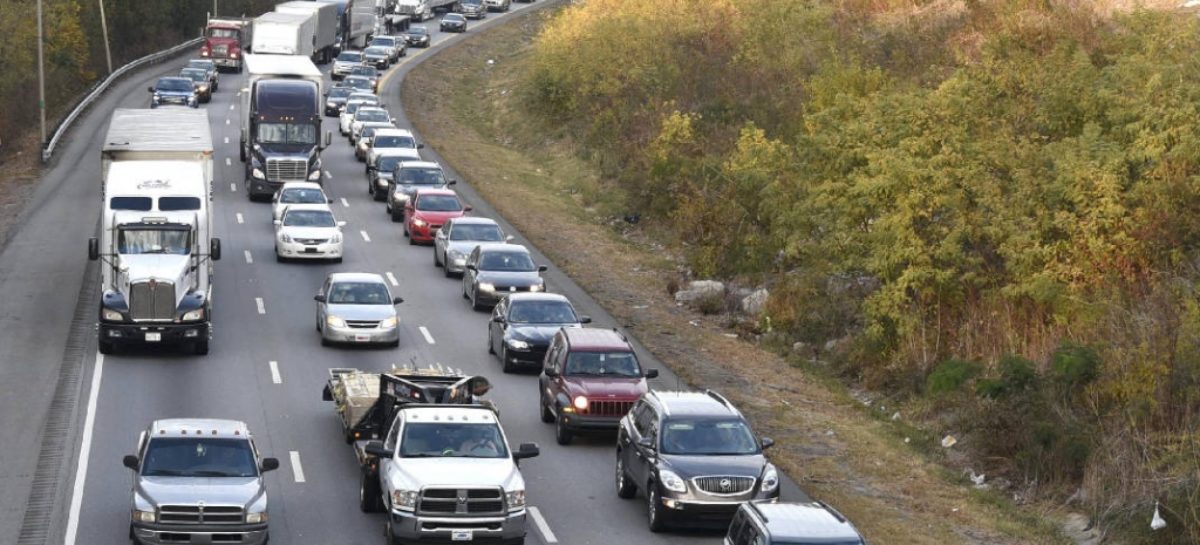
left=91, top=109, right=221, bottom=355
left=275, top=1, right=340, bottom=63
left=252, top=11, right=316, bottom=58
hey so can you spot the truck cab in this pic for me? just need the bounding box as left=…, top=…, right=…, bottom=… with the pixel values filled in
left=241, top=54, right=331, bottom=200
left=123, top=419, right=278, bottom=545
left=201, top=18, right=252, bottom=72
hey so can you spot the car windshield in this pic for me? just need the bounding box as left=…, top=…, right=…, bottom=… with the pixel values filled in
left=257, top=123, right=317, bottom=145
left=156, top=78, right=192, bottom=92
left=660, top=419, right=760, bottom=456
left=396, top=167, right=445, bottom=186
left=371, top=37, right=396, bottom=46
left=362, top=127, right=382, bottom=139
left=508, top=300, right=577, bottom=324
left=356, top=110, right=389, bottom=122
left=450, top=223, right=503, bottom=241
left=348, top=79, right=373, bottom=90
left=208, top=28, right=238, bottom=39
left=187, top=60, right=213, bottom=70
left=280, top=188, right=326, bottom=204
left=283, top=209, right=336, bottom=227
left=328, top=281, right=391, bottom=304
left=329, top=87, right=354, bottom=99
left=351, top=66, right=377, bottom=77
left=399, top=422, right=508, bottom=459
left=374, top=135, right=416, bottom=149
left=337, top=51, right=362, bottom=62
left=479, top=251, right=535, bottom=272
left=408, top=27, right=428, bottom=36
left=180, top=70, right=206, bottom=82
left=141, top=437, right=258, bottom=478
left=365, top=47, right=389, bottom=56
left=117, top=228, right=190, bottom=255
left=416, top=194, right=462, bottom=212
left=564, top=351, right=641, bottom=377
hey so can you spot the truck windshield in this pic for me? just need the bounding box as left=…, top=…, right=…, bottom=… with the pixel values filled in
left=118, top=228, right=191, bottom=255
left=208, top=28, right=239, bottom=39
left=257, top=123, right=317, bottom=145
left=142, top=438, right=258, bottom=478
left=159, top=197, right=201, bottom=211
left=400, top=422, right=509, bottom=459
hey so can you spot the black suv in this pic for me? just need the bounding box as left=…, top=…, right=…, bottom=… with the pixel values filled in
left=725, top=501, right=866, bottom=545
left=616, top=390, right=779, bottom=532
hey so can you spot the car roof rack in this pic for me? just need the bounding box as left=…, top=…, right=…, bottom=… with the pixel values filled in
left=704, top=389, right=739, bottom=414
left=816, top=500, right=848, bottom=523
left=611, top=327, right=628, bottom=341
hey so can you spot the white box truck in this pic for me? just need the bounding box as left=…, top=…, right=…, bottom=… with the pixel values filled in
left=252, top=11, right=316, bottom=57
left=91, top=109, right=220, bottom=356
left=275, top=1, right=339, bottom=63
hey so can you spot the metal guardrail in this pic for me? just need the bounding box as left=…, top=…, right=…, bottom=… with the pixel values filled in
left=41, top=36, right=204, bottom=162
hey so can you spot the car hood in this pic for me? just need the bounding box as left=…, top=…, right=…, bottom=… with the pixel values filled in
left=505, top=323, right=578, bottom=345
left=563, top=376, right=646, bottom=399
left=119, top=254, right=191, bottom=288
left=325, top=303, right=396, bottom=321
left=137, top=476, right=264, bottom=508
left=660, top=453, right=767, bottom=479
left=279, top=226, right=339, bottom=239
left=413, top=210, right=465, bottom=224
left=393, top=457, right=521, bottom=489
left=476, top=270, right=541, bottom=286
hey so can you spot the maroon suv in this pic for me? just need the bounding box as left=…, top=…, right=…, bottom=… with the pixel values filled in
left=539, top=328, right=658, bottom=445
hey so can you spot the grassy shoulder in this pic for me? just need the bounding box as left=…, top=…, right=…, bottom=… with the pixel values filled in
left=402, top=7, right=1069, bottom=545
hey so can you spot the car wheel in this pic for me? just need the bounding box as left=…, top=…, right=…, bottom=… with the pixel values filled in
left=391, top=206, right=403, bottom=223
left=99, top=340, right=115, bottom=355
left=373, top=186, right=385, bottom=202
left=540, top=395, right=554, bottom=423
left=471, top=291, right=483, bottom=311
left=616, top=455, right=637, bottom=498
left=385, top=517, right=401, bottom=545
left=333, top=257, right=343, bottom=264
left=434, top=249, right=442, bottom=267
left=555, top=413, right=573, bottom=445
left=192, top=339, right=209, bottom=356
left=359, top=468, right=383, bottom=512
left=443, top=260, right=454, bottom=278
left=647, top=485, right=667, bottom=532
left=501, top=347, right=516, bottom=374
left=321, top=335, right=331, bottom=347
left=487, top=331, right=495, bottom=354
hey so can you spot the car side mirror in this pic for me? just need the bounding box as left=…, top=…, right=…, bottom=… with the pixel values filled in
left=446, top=180, right=457, bottom=186
left=337, top=221, right=347, bottom=228
left=314, top=294, right=326, bottom=303
left=466, top=264, right=477, bottom=271
left=393, top=296, right=405, bottom=304
left=417, top=143, right=425, bottom=149
left=147, top=87, right=155, bottom=93
left=327, top=197, right=333, bottom=203
left=543, top=367, right=557, bottom=377
left=260, top=457, right=280, bottom=472
left=760, top=437, right=775, bottom=450
left=491, top=315, right=504, bottom=323
left=464, top=206, right=473, bottom=212
left=505, top=235, right=515, bottom=242
left=637, top=436, right=655, bottom=450
left=210, top=238, right=222, bottom=261
left=273, top=220, right=282, bottom=227
left=88, top=238, right=99, bottom=261
left=122, top=455, right=139, bottom=470
left=538, top=265, right=548, bottom=272
left=645, top=369, right=659, bottom=379
left=364, top=440, right=394, bottom=458
left=512, top=442, right=539, bottom=464
left=368, top=166, right=377, bottom=172
left=579, top=315, right=591, bottom=324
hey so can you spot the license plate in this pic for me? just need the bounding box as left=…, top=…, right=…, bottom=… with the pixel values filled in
left=304, top=247, right=318, bottom=253
left=451, top=530, right=473, bottom=541
left=354, top=334, right=370, bottom=342
left=145, top=332, right=162, bottom=342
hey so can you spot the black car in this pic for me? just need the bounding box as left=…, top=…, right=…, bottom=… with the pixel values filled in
left=616, top=391, right=779, bottom=532
left=363, top=46, right=391, bottom=70
left=405, top=26, right=431, bottom=47
left=440, top=13, right=467, bottom=33
left=488, top=293, right=589, bottom=372
left=726, top=502, right=866, bottom=545
left=324, top=86, right=355, bottom=117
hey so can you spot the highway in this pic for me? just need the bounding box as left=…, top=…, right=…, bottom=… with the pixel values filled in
left=0, top=2, right=806, bottom=544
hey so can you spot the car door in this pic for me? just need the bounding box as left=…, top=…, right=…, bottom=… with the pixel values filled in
left=489, top=298, right=506, bottom=353
left=463, top=247, right=480, bottom=297
left=627, top=403, right=657, bottom=485
left=378, top=415, right=404, bottom=503
left=317, top=276, right=331, bottom=326
left=435, top=220, right=450, bottom=262
left=540, top=335, right=561, bottom=403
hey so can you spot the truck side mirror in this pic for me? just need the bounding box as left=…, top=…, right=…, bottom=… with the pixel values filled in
left=88, top=238, right=99, bottom=261
left=513, top=442, right=539, bottom=463
left=645, top=369, right=659, bottom=379
left=260, top=457, right=280, bottom=472
left=579, top=315, right=591, bottom=324
left=760, top=437, right=775, bottom=450
left=314, top=294, right=326, bottom=303
left=122, top=455, right=139, bottom=470
left=210, top=238, right=222, bottom=261
left=364, top=440, right=394, bottom=458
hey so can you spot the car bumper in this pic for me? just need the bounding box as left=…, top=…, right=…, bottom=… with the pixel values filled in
left=476, top=287, right=538, bottom=306
left=248, top=178, right=286, bottom=198
left=370, top=59, right=388, bottom=68
left=323, top=324, right=399, bottom=345
left=409, top=225, right=439, bottom=243
left=445, top=256, right=469, bottom=274
left=389, top=509, right=526, bottom=543
left=325, top=105, right=344, bottom=116
left=500, top=345, right=547, bottom=367
left=132, top=522, right=267, bottom=545
left=659, top=495, right=779, bottom=526
left=559, top=412, right=621, bottom=431
left=100, top=321, right=210, bottom=346
left=278, top=240, right=342, bottom=259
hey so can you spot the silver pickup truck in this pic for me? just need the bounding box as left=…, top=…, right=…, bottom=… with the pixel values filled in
left=122, top=419, right=279, bottom=545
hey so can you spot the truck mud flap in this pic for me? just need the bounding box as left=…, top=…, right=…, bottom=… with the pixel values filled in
left=322, top=383, right=332, bottom=401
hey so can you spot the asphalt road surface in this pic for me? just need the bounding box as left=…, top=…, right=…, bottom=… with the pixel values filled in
left=0, top=3, right=807, bottom=545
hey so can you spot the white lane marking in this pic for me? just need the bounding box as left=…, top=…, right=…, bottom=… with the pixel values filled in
left=269, top=361, right=282, bottom=384
left=230, top=182, right=237, bottom=192
left=225, top=157, right=231, bottom=167
left=529, top=506, right=558, bottom=543
left=226, top=119, right=230, bottom=125
left=256, top=297, right=266, bottom=315
left=386, top=272, right=399, bottom=286
left=360, top=230, right=371, bottom=242
left=324, top=170, right=332, bottom=180
left=340, top=197, right=350, bottom=208
left=419, top=326, right=435, bottom=345
left=289, top=451, right=306, bottom=483
left=230, top=103, right=235, bottom=110
left=224, top=136, right=229, bottom=144
left=236, top=213, right=244, bottom=224
left=244, top=250, right=253, bottom=264
left=64, top=353, right=105, bottom=545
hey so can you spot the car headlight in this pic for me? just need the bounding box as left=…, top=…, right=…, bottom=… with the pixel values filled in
left=327, top=101, right=337, bottom=108
left=308, top=168, right=322, bottom=181
left=245, top=512, right=267, bottom=524
left=380, top=316, right=398, bottom=328
left=279, top=233, right=292, bottom=243
left=102, top=309, right=124, bottom=321
left=252, top=168, right=265, bottom=179
left=199, top=84, right=209, bottom=92
left=132, top=509, right=156, bottom=523
left=659, top=469, right=688, bottom=494
left=181, top=308, right=205, bottom=321
left=505, top=489, right=526, bottom=511
left=331, top=232, right=342, bottom=243
left=326, top=315, right=347, bottom=328
left=392, top=490, right=418, bottom=511
left=506, top=338, right=529, bottom=350
left=478, top=282, right=495, bottom=292
left=572, top=395, right=588, bottom=410
left=529, top=283, right=544, bottom=292
left=761, top=464, right=779, bottom=492
left=152, top=95, right=161, bottom=103
left=412, top=218, right=427, bottom=228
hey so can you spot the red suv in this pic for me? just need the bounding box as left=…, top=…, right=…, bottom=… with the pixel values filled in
left=539, top=328, right=658, bottom=445
left=403, top=188, right=471, bottom=245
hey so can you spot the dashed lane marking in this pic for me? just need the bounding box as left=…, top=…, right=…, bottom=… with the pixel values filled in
left=229, top=103, right=235, bottom=110
left=386, top=272, right=399, bottom=287
left=230, top=182, right=237, bottom=192
left=289, top=451, right=305, bottom=483
left=236, top=213, right=244, bottom=224
left=360, top=230, right=371, bottom=242
left=224, top=137, right=229, bottom=144
left=419, top=326, right=435, bottom=345
left=256, top=297, right=266, bottom=315
left=269, top=361, right=282, bottom=384
left=340, top=197, right=350, bottom=208
left=225, top=158, right=231, bottom=167
left=244, top=250, right=253, bottom=264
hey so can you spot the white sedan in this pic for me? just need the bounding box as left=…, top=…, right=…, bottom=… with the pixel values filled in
left=274, top=204, right=346, bottom=263
left=350, top=108, right=394, bottom=142
left=271, top=182, right=330, bottom=222
left=339, top=100, right=378, bottom=135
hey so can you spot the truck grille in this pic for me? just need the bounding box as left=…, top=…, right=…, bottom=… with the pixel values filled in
left=266, top=158, right=308, bottom=182
left=417, top=488, right=505, bottom=516
left=213, top=44, right=229, bottom=57
left=692, top=476, right=756, bottom=496
left=129, top=280, right=175, bottom=321
left=581, top=400, right=634, bottom=418
left=158, top=504, right=245, bottom=524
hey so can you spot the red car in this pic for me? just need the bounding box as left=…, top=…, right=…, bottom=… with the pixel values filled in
left=539, top=328, right=658, bottom=445
left=402, top=188, right=471, bottom=245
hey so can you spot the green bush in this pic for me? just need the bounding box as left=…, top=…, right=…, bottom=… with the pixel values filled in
left=1051, top=342, right=1100, bottom=389
left=926, top=359, right=981, bottom=395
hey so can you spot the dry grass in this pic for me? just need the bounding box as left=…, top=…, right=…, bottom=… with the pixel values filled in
left=403, top=6, right=1071, bottom=545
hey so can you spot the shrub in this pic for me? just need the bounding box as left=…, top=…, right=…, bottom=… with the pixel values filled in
left=1051, top=341, right=1100, bottom=389
left=926, top=358, right=981, bottom=395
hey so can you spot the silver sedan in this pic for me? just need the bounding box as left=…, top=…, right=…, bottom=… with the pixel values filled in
left=315, top=273, right=404, bottom=347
